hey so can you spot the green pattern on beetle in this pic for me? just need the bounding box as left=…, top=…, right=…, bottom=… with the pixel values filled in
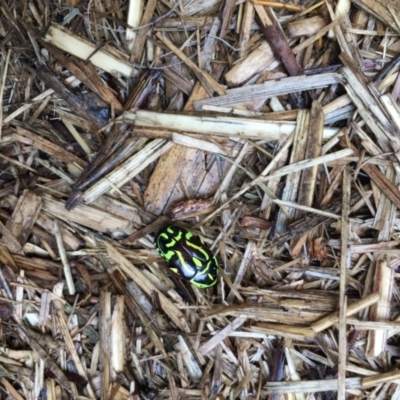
left=155, top=225, right=218, bottom=288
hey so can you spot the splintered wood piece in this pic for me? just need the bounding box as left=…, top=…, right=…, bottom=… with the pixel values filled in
left=273, top=201, right=344, bottom=221
left=171, top=132, right=229, bottom=155
left=163, top=66, right=194, bottom=96
left=260, top=137, right=291, bottom=219
left=44, top=23, right=137, bottom=77
left=130, top=0, right=157, bottom=63
left=11, top=254, right=61, bottom=282
left=311, top=292, right=380, bottom=333
left=367, top=167, right=397, bottom=357
left=362, top=369, right=400, bottom=389
left=367, top=260, right=394, bottom=357
left=0, top=221, right=23, bottom=253
left=254, top=5, right=301, bottom=76
left=263, top=378, right=361, bottom=394
left=91, top=197, right=142, bottom=225
left=227, top=242, right=255, bottom=302
left=154, top=16, right=215, bottom=30
left=53, top=220, right=74, bottom=295
left=182, top=0, right=221, bottom=15
left=251, top=323, right=315, bottom=340
left=42, top=195, right=136, bottom=237
left=99, top=291, right=111, bottom=398
left=238, top=1, right=254, bottom=59
left=224, top=41, right=276, bottom=87
left=110, top=296, right=125, bottom=375
left=292, top=19, right=341, bottom=55
left=201, top=18, right=221, bottom=72
left=297, top=102, right=324, bottom=209
left=203, top=303, right=327, bottom=324
left=290, top=101, right=324, bottom=254
left=0, top=244, right=18, bottom=272
left=338, top=167, right=351, bottom=398
left=372, top=167, right=398, bottom=231
left=38, top=39, right=123, bottom=112
left=220, top=0, right=236, bottom=38
left=35, top=212, right=81, bottom=251
left=274, top=110, right=309, bottom=237
left=174, top=336, right=202, bottom=383
left=194, top=73, right=341, bottom=109
left=288, top=16, right=326, bottom=38
left=170, top=198, right=217, bottom=220
left=5, top=190, right=42, bottom=248
left=198, top=317, right=246, bottom=355
left=380, top=93, right=400, bottom=134
left=319, top=164, right=346, bottom=207
left=13, top=127, right=86, bottom=167
left=88, top=70, right=158, bottom=166
left=126, top=0, right=143, bottom=51
left=240, top=216, right=271, bottom=230
left=131, top=109, right=339, bottom=140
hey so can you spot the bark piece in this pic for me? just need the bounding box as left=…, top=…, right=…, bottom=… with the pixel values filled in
left=6, top=190, right=42, bottom=248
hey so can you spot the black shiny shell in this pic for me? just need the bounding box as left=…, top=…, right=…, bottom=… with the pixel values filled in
left=154, top=225, right=218, bottom=288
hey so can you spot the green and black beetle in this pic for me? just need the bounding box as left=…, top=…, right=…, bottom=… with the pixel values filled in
left=154, top=225, right=218, bottom=288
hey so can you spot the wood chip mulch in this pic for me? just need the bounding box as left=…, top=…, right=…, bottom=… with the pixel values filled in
left=1, top=0, right=400, bottom=399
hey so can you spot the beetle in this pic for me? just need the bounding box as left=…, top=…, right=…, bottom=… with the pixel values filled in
left=154, top=225, right=218, bottom=288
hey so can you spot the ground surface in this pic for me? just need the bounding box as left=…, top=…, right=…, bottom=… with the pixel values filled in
left=1, top=0, right=400, bottom=399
